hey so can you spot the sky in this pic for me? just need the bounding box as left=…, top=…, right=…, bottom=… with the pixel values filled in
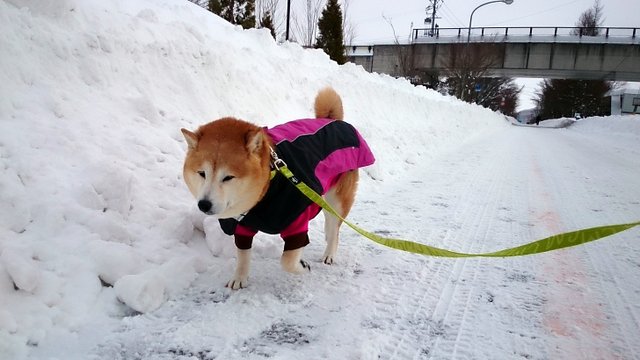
left=348, top=0, right=640, bottom=44
left=344, top=0, right=640, bottom=111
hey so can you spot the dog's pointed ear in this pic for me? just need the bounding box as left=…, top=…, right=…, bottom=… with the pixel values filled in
left=245, top=128, right=265, bottom=155
left=181, top=128, right=199, bottom=150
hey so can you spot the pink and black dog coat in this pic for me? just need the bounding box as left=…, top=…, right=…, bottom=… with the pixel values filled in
left=219, top=118, right=375, bottom=251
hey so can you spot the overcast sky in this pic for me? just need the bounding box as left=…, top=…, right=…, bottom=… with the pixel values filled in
left=348, top=0, right=639, bottom=44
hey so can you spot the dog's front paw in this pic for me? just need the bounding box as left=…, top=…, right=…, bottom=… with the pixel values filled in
left=281, top=249, right=311, bottom=274
left=226, top=276, right=248, bottom=290
left=282, top=259, right=311, bottom=274
left=300, top=259, right=311, bottom=272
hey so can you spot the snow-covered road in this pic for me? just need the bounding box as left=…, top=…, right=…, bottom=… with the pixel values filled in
left=47, top=123, right=639, bottom=360
left=345, top=123, right=640, bottom=360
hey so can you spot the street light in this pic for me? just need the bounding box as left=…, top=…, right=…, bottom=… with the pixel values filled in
left=467, top=0, right=514, bottom=43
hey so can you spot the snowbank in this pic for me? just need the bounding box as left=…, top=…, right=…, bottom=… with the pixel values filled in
left=512, top=115, right=640, bottom=132
left=0, top=0, right=506, bottom=356
left=539, top=118, right=576, bottom=128
left=570, top=115, right=640, bottom=139
left=511, top=117, right=575, bottom=128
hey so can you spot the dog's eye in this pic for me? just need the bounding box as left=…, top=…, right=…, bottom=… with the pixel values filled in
left=222, top=175, right=235, bottom=182
left=197, top=171, right=206, bottom=179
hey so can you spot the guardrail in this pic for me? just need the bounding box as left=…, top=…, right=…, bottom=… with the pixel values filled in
left=412, top=26, right=639, bottom=44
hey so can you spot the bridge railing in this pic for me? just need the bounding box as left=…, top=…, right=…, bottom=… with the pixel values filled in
left=412, top=26, right=639, bottom=44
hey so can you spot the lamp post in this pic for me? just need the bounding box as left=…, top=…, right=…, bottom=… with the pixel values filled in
left=467, top=0, right=513, bottom=43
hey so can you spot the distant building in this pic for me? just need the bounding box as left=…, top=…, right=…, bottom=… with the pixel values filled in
left=606, top=88, right=640, bottom=115
left=345, top=45, right=373, bottom=72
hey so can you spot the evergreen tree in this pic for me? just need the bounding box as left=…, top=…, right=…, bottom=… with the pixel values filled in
left=535, top=1, right=610, bottom=119
left=535, top=79, right=611, bottom=119
left=315, top=0, right=346, bottom=65
left=208, top=0, right=256, bottom=29
left=208, top=0, right=222, bottom=15
left=186, top=0, right=209, bottom=9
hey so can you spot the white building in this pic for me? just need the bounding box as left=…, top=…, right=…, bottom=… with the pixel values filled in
left=607, top=88, right=640, bottom=115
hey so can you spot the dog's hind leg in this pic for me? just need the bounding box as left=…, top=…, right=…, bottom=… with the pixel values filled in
left=322, top=170, right=359, bottom=265
left=227, top=248, right=251, bottom=289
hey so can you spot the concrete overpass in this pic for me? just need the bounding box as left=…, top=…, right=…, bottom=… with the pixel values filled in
left=347, top=26, right=640, bottom=82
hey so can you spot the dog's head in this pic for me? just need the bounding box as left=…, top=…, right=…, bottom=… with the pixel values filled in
left=181, top=117, right=271, bottom=218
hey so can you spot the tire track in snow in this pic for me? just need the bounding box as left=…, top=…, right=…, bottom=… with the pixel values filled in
left=415, top=130, right=552, bottom=359
left=429, top=141, right=513, bottom=359
left=370, top=134, right=522, bottom=359
left=362, top=210, right=454, bottom=358
left=562, top=134, right=640, bottom=356
left=357, top=153, right=490, bottom=359
left=578, top=230, right=640, bottom=357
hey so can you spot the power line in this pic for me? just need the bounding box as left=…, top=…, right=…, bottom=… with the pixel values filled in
left=485, top=0, right=583, bottom=26
left=440, top=2, right=466, bottom=28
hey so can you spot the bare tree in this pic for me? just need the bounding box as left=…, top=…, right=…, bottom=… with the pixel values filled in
left=290, top=0, right=325, bottom=47
left=256, top=0, right=281, bottom=38
left=439, top=44, right=520, bottom=115
left=383, top=16, right=415, bottom=78
left=341, top=0, right=356, bottom=46
left=572, top=0, right=604, bottom=36
left=441, top=42, right=501, bottom=101
left=472, top=77, right=522, bottom=116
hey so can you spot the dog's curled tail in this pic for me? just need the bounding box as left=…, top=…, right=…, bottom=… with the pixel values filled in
left=314, top=87, right=344, bottom=121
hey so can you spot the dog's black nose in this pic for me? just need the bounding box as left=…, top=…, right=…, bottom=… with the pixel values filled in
left=198, top=199, right=212, bottom=213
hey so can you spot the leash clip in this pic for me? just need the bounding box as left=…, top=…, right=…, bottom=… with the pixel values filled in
left=270, top=147, right=287, bottom=170
left=273, top=158, right=287, bottom=171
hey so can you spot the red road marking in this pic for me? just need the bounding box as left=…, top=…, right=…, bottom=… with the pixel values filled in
left=530, top=159, right=614, bottom=359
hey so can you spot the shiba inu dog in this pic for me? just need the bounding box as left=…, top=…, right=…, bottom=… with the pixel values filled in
left=181, top=88, right=374, bottom=289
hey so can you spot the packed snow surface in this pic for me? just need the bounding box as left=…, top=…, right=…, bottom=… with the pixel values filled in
left=1, top=0, right=639, bottom=359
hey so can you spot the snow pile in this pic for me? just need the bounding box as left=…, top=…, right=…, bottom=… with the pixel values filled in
left=513, top=115, right=640, bottom=132
left=539, top=118, right=576, bottom=128
left=511, top=117, right=575, bottom=128
left=571, top=115, right=640, bottom=139
left=0, top=0, right=506, bottom=356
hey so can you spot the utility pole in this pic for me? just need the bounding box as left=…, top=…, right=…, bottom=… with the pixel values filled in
left=425, top=0, right=442, bottom=36
left=430, top=0, right=437, bottom=35
left=286, top=0, right=291, bottom=41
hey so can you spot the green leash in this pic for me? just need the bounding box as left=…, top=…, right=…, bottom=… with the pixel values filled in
left=276, top=165, right=639, bottom=258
